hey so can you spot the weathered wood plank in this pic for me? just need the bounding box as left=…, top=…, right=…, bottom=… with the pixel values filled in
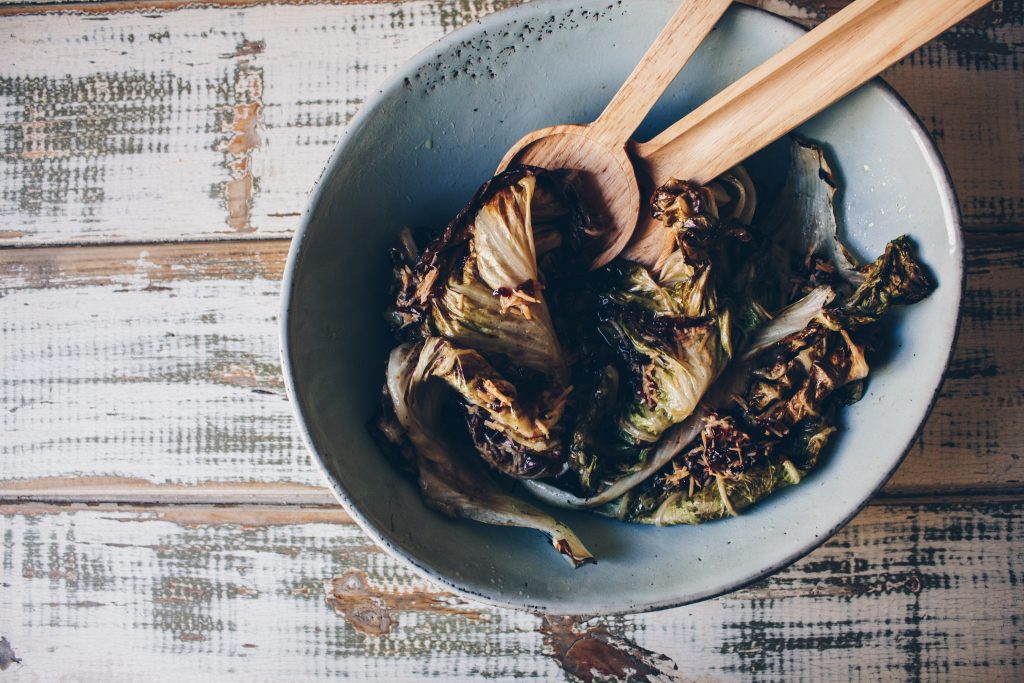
left=0, top=0, right=1020, bottom=247
left=0, top=0, right=519, bottom=245
left=0, top=233, right=1021, bottom=500
left=0, top=502, right=1020, bottom=680
left=0, top=240, right=313, bottom=489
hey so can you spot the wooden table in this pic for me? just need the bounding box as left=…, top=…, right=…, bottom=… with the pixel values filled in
left=1, top=0, right=1021, bottom=679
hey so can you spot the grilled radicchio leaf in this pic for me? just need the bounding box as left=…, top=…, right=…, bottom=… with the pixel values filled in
left=383, top=340, right=593, bottom=567
left=524, top=181, right=739, bottom=506
left=594, top=137, right=936, bottom=526
left=389, top=168, right=568, bottom=384
left=744, top=236, right=934, bottom=437
left=837, top=235, right=936, bottom=325
left=386, top=168, right=581, bottom=481
left=601, top=414, right=836, bottom=525
left=600, top=233, right=934, bottom=525
left=423, top=337, right=569, bottom=479
left=606, top=182, right=735, bottom=443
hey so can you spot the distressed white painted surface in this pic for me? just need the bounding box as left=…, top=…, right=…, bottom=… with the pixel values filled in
left=0, top=1, right=517, bottom=244
left=0, top=245, right=308, bottom=487
left=0, top=504, right=1021, bottom=681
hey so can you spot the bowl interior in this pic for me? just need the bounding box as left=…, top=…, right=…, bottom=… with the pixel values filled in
left=283, top=0, right=961, bottom=614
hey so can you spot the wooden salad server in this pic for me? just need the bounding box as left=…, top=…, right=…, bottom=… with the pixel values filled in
left=498, top=0, right=734, bottom=269
left=621, top=0, right=991, bottom=267
left=503, top=0, right=990, bottom=270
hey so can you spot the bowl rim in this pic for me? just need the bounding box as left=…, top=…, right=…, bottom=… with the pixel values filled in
left=279, top=0, right=964, bottom=616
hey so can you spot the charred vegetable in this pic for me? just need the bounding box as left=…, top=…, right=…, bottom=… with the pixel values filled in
left=381, top=340, right=593, bottom=567
left=599, top=142, right=935, bottom=526
left=389, top=168, right=569, bottom=383
left=374, top=137, right=936, bottom=563
left=386, top=168, right=578, bottom=482
left=539, top=181, right=738, bottom=500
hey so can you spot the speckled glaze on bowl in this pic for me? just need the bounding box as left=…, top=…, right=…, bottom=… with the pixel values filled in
left=281, top=0, right=962, bottom=615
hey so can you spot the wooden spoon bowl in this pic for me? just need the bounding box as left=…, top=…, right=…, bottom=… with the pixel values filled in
left=500, top=124, right=640, bottom=269
left=497, top=0, right=733, bottom=269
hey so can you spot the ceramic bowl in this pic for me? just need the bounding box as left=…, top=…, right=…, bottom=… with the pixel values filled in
left=281, top=0, right=962, bottom=615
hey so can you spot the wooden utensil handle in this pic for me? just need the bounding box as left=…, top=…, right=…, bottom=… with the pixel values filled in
left=588, top=0, right=733, bottom=149
left=634, top=0, right=990, bottom=185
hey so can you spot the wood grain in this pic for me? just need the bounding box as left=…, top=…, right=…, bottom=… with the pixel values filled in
left=589, top=0, right=734, bottom=149
left=0, top=240, right=311, bottom=490
left=0, top=0, right=1020, bottom=248
left=1, top=234, right=1021, bottom=500
left=0, top=0, right=518, bottom=245
left=0, top=502, right=1020, bottom=680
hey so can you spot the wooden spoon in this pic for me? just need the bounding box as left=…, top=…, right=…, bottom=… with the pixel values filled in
left=498, top=0, right=733, bottom=269
left=505, top=0, right=988, bottom=270
left=621, top=0, right=991, bottom=268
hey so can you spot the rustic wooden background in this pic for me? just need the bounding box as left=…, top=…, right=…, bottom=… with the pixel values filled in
left=0, top=0, right=1021, bottom=680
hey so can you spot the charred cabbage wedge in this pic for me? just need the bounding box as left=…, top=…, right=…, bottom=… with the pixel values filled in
left=375, top=139, right=935, bottom=564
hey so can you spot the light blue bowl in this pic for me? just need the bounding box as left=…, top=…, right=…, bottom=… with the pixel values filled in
left=281, top=0, right=962, bottom=615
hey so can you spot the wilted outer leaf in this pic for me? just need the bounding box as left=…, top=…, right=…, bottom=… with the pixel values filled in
left=384, top=340, right=593, bottom=567
left=839, top=235, right=936, bottom=325
left=419, top=337, right=567, bottom=479
left=432, top=173, right=568, bottom=383
left=764, top=138, right=862, bottom=283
